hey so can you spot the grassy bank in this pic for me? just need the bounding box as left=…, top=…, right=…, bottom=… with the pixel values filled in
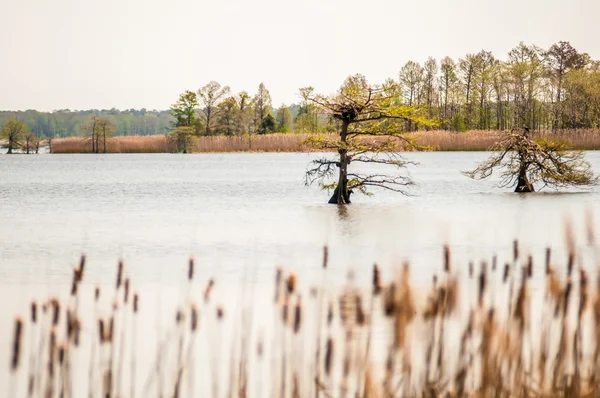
left=49, top=129, right=600, bottom=154
left=6, top=235, right=600, bottom=397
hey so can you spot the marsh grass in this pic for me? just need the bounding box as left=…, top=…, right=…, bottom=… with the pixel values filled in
left=49, top=129, right=600, bottom=154
left=8, top=229, right=600, bottom=397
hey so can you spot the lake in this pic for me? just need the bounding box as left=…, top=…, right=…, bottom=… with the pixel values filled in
left=1, top=151, right=600, bottom=396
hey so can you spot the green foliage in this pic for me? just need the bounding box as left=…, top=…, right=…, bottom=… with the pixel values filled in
left=451, top=114, right=467, bottom=132
left=168, top=126, right=197, bottom=153
left=170, top=90, right=199, bottom=129
left=464, top=129, right=598, bottom=191
left=276, top=104, right=293, bottom=132
left=1, top=118, right=29, bottom=153
left=260, top=113, right=277, bottom=134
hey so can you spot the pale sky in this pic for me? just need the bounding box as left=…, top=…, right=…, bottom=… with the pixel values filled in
left=1, top=0, right=598, bottom=111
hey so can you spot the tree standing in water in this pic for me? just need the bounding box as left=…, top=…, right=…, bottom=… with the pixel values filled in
left=464, top=128, right=597, bottom=192
left=304, top=74, right=434, bottom=204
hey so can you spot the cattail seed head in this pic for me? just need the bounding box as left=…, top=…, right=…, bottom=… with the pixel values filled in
left=564, top=280, right=573, bottom=317
left=204, top=279, right=215, bottom=303
left=513, top=240, right=519, bottom=262
left=176, top=310, right=183, bottom=325
left=188, top=257, right=195, bottom=281
left=355, top=295, right=366, bottom=326
left=293, top=296, right=302, bottom=334
left=286, top=273, right=296, bottom=295
left=216, top=306, right=224, bottom=320
left=50, top=298, right=60, bottom=326
left=492, top=255, right=497, bottom=271
left=116, top=260, right=124, bottom=290
left=133, top=293, right=139, bottom=314
left=282, top=295, right=289, bottom=325
left=322, top=246, right=329, bottom=269
left=468, top=262, right=473, bottom=278
left=545, top=248, right=551, bottom=275
left=58, top=344, right=66, bottom=366
left=95, top=286, right=101, bottom=301
left=503, top=263, right=510, bottom=283
left=372, top=264, right=382, bottom=295
left=71, top=268, right=79, bottom=296
left=48, top=328, right=57, bottom=376
left=327, top=302, right=334, bottom=327
left=478, top=263, right=487, bottom=307
left=274, top=268, right=282, bottom=303
left=11, top=317, right=23, bottom=371
left=123, top=278, right=130, bottom=304
left=384, top=283, right=397, bottom=317
left=78, top=254, right=86, bottom=281
left=324, top=337, right=333, bottom=376
left=191, top=304, right=199, bottom=332
left=31, top=301, right=37, bottom=324
left=567, top=253, right=574, bottom=277
left=108, top=317, right=114, bottom=343
left=98, top=319, right=105, bottom=344
left=443, top=245, right=451, bottom=272
left=66, top=308, right=73, bottom=339
left=527, top=255, right=533, bottom=278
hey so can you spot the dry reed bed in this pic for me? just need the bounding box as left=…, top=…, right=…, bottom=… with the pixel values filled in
left=7, top=226, right=600, bottom=398
left=49, top=129, right=600, bottom=154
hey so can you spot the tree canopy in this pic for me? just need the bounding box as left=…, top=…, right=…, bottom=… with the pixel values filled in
left=304, top=74, right=435, bottom=204
left=464, top=128, right=598, bottom=192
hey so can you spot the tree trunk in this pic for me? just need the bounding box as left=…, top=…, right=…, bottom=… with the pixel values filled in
left=515, top=164, right=534, bottom=193
left=329, top=119, right=352, bottom=204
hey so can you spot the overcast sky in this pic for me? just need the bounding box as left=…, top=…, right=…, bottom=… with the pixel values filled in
left=1, top=0, right=598, bottom=111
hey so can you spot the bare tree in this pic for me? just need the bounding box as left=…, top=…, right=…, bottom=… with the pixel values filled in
left=198, top=81, right=230, bottom=135
left=304, top=74, right=434, bottom=204
left=464, top=128, right=597, bottom=192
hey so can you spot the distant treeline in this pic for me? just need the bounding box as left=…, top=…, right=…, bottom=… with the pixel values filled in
left=2, top=41, right=600, bottom=140
left=0, top=109, right=174, bottom=138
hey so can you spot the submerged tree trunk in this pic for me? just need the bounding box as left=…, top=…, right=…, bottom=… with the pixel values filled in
left=515, top=164, right=534, bottom=192
left=329, top=119, right=352, bottom=204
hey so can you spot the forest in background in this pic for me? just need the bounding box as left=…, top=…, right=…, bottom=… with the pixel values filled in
left=2, top=41, right=600, bottom=141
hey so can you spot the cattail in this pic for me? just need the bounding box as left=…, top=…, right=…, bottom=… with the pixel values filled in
left=116, top=260, right=124, bottom=290
left=50, top=298, right=60, bottom=326
left=216, top=306, right=224, bottom=320
left=48, top=328, right=57, bottom=376
left=492, top=255, right=497, bottom=271
left=98, top=319, right=105, bottom=344
left=176, top=310, right=183, bottom=325
left=503, top=263, right=510, bottom=283
left=468, top=262, right=473, bottom=278
left=123, top=278, right=130, bottom=304
left=78, top=254, right=86, bottom=281
left=567, top=253, right=574, bottom=277
left=58, top=344, right=66, bottom=366
left=513, top=239, right=519, bottom=262
left=95, top=286, right=101, bottom=301
left=293, top=296, right=302, bottom=334
left=355, top=294, right=366, bottom=326
left=579, top=269, right=589, bottom=319
left=286, top=273, right=296, bottom=295
left=71, top=268, right=79, bottom=296
left=384, top=284, right=397, bottom=316
left=11, top=317, right=23, bottom=371
left=443, top=244, right=451, bottom=272
left=188, top=257, right=195, bottom=281
left=372, top=264, right=382, bottom=295
left=564, top=280, right=573, bottom=317
left=112, top=298, right=119, bottom=311
left=322, top=245, right=329, bottom=269
left=108, top=316, right=114, bottom=343
left=545, top=248, right=551, bottom=275
left=66, top=308, right=73, bottom=340
left=274, top=268, right=282, bottom=303
left=324, top=337, right=333, bottom=376
left=73, top=318, right=81, bottom=346
left=204, top=279, right=215, bottom=303
left=478, top=263, right=487, bottom=307
left=282, top=295, right=289, bottom=325
left=133, top=293, right=139, bottom=313
left=527, top=255, right=533, bottom=278
left=327, top=302, right=334, bottom=327
left=31, top=301, right=37, bottom=324
left=191, top=304, right=199, bottom=332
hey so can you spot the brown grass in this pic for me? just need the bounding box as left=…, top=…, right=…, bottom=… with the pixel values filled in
left=8, top=226, right=600, bottom=397
left=49, top=129, right=600, bottom=154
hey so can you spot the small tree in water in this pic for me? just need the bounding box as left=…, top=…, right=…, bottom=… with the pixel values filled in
left=464, top=128, right=597, bottom=192
left=304, top=74, right=434, bottom=204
